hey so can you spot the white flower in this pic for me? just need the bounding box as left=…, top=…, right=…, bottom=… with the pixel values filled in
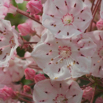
left=0, top=19, right=19, bottom=67
left=84, top=30, right=103, bottom=78
left=33, top=79, right=83, bottom=103
left=31, top=29, right=96, bottom=80
left=42, top=0, right=92, bottom=39
left=0, top=0, right=10, bottom=18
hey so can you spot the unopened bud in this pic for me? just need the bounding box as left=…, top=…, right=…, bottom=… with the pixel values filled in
left=0, top=86, right=15, bottom=100
left=34, top=74, right=46, bottom=83
left=27, top=0, right=43, bottom=15
left=24, top=68, right=36, bottom=80
left=96, top=18, right=103, bottom=30
left=23, top=85, right=31, bottom=93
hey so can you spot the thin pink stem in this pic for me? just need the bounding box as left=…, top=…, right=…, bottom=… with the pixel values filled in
left=91, top=0, right=95, bottom=12
left=24, top=42, right=38, bottom=44
left=81, top=82, right=94, bottom=89
left=89, top=0, right=101, bottom=31
left=28, top=65, right=42, bottom=71
left=90, top=86, right=96, bottom=103
left=18, top=97, right=33, bottom=103
left=19, top=93, right=33, bottom=99
left=16, top=8, right=42, bottom=25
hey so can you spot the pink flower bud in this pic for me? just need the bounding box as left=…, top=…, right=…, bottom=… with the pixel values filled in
left=8, top=4, right=17, bottom=14
left=0, top=86, right=15, bottom=100
left=18, top=20, right=34, bottom=36
left=83, top=86, right=94, bottom=101
left=27, top=0, right=43, bottom=15
left=23, top=85, right=31, bottom=93
left=24, top=68, right=36, bottom=80
left=34, top=74, right=46, bottom=83
left=96, top=18, right=103, bottom=30
left=95, top=97, right=103, bottom=103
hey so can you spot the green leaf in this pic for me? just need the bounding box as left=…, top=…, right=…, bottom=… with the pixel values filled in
left=17, top=47, right=25, bottom=57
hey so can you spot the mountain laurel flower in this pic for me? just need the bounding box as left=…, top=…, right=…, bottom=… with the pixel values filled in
left=42, top=0, right=92, bottom=39
left=33, top=79, right=83, bottom=103
left=0, top=19, right=19, bottom=67
left=96, top=18, right=103, bottom=30
left=0, top=57, right=30, bottom=83
left=31, top=29, right=96, bottom=80
left=0, top=0, right=10, bottom=18
left=25, top=68, right=36, bottom=80
left=27, top=0, right=43, bottom=15
left=0, top=86, right=15, bottom=101
left=84, top=31, right=103, bottom=78
left=34, top=74, right=46, bottom=83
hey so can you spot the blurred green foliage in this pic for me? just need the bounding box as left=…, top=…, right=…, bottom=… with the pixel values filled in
left=5, top=0, right=28, bottom=28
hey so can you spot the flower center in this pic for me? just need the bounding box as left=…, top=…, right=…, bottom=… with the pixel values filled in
left=58, top=46, right=71, bottom=59
left=62, top=14, right=74, bottom=25
left=54, top=94, right=68, bottom=103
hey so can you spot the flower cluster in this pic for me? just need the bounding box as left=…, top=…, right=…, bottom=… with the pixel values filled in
left=0, top=0, right=102, bottom=103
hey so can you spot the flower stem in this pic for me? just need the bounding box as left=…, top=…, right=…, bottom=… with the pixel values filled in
left=81, top=82, right=94, bottom=89
left=89, top=0, right=101, bottom=31
left=19, top=92, right=33, bottom=99
left=91, top=0, right=95, bottom=12
left=90, top=86, right=96, bottom=103
left=24, top=42, right=38, bottom=44
left=18, top=96, right=33, bottom=103
left=16, top=8, right=42, bottom=25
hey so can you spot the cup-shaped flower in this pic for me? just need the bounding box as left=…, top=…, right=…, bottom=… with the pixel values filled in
left=0, top=57, right=31, bottom=84
left=31, top=30, right=96, bottom=80
left=33, top=79, right=83, bottom=103
left=83, top=30, right=103, bottom=78
left=0, top=19, right=19, bottom=67
left=0, top=0, right=10, bottom=18
left=42, top=0, right=92, bottom=39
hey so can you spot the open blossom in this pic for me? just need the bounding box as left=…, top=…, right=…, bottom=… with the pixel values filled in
left=0, top=0, right=10, bottom=18
left=33, top=79, right=83, bottom=103
left=0, top=19, right=19, bottom=67
left=42, top=0, right=92, bottom=39
left=83, top=30, right=103, bottom=77
left=0, top=57, right=31, bottom=83
left=31, top=29, right=96, bottom=80
left=27, top=0, right=43, bottom=15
